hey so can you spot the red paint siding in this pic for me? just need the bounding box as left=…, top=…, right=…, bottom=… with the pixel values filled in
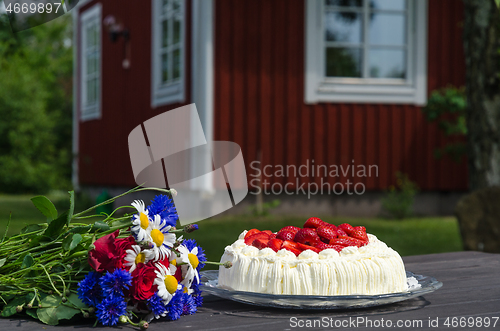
left=78, top=0, right=192, bottom=187
left=214, top=0, right=467, bottom=192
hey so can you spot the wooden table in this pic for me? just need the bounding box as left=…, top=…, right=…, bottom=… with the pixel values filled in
left=2, top=251, right=499, bottom=330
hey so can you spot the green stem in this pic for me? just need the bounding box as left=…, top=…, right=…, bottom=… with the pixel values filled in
left=72, top=186, right=174, bottom=219
left=40, top=265, right=62, bottom=297
left=1, top=213, right=11, bottom=243
left=63, top=250, right=88, bottom=262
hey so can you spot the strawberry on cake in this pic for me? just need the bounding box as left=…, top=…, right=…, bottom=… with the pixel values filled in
left=218, top=217, right=408, bottom=296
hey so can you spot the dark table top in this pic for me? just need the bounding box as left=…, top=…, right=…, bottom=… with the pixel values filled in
left=2, top=251, right=499, bottom=330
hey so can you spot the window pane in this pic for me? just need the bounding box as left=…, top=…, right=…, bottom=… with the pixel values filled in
left=162, top=53, right=169, bottom=83
left=173, top=48, right=180, bottom=79
left=86, top=79, right=96, bottom=104
left=326, top=47, right=362, bottom=77
left=369, top=49, right=406, bottom=78
left=172, top=0, right=180, bottom=10
left=162, top=0, right=170, bottom=14
left=86, top=25, right=95, bottom=48
left=86, top=53, right=97, bottom=74
left=369, top=13, right=406, bottom=45
left=173, top=15, right=181, bottom=45
left=162, top=20, right=169, bottom=48
left=370, top=0, right=406, bottom=11
left=325, top=12, right=363, bottom=43
left=326, top=0, right=362, bottom=8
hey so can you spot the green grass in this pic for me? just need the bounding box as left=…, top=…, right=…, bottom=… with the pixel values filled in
left=187, top=215, right=464, bottom=269
left=0, top=192, right=94, bottom=235
left=0, top=195, right=464, bottom=269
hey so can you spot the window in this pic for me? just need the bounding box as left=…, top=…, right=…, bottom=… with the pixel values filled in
left=152, top=0, right=185, bottom=107
left=305, top=0, right=427, bottom=105
left=80, top=3, right=101, bottom=121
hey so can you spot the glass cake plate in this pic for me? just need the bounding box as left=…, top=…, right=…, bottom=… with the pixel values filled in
left=200, top=270, right=442, bottom=309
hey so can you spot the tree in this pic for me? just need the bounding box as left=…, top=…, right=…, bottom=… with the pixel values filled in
left=462, top=0, right=500, bottom=190
left=0, top=14, right=72, bottom=193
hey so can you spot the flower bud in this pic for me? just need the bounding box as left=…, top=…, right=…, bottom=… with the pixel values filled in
left=183, top=224, right=199, bottom=233
left=83, top=312, right=90, bottom=318
left=170, top=189, right=178, bottom=197
left=26, top=304, right=33, bottom=309
left=65, top=290, right=71, bottom=296
left=118, top=315, right=128, bottom=324
left=16, top=305, right=23, bottom=313
left=139, top=320, right=149, bottom=330
left=223, top=261, right=233, bottom=269
left=48, top=290, right=53, bottom=295
left=88, top=307, right=96, bottom=313
left=61, top=297, right=67, bottom=303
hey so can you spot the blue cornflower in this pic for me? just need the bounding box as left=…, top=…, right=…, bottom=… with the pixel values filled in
left=190, top=281, right=203, bottom=307
left=183, top=239, right=207, bottom=271
left=165, top=288, right=184, bottom=321
left=147, top=292, right=167, bottom=318
left=182, top=293, right=197, bottom=316
left=77, top=271, right=102, bottom=307
left=96, top=296, right=127, bottom=326
left=146, top=195, right=178, bottom=227
left=99, top=269, right=132, bottom=300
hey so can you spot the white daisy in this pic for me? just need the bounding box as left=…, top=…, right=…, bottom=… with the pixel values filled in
left=149, top=214, right=176, bottom=261
left=177, top=244, right=200, bottom=288
left=153, top=263, right=181, bottom=304
left=124, top=245, right=154, bottom=273
left=131, top=200, right=152, bottom=242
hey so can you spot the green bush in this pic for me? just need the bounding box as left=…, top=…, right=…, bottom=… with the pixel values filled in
left=381, top=172, right=419, bottom=219
left=0, top=15, right=72, bottom=193
left=421, top=86, right=467, bottom=161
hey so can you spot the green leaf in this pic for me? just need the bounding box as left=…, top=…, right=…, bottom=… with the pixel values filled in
left=25, top=309, right=37, bottom=320
left=62, top=235, right=72, bottom=251
left=21, top=254, right=34, bottom=269
left=21, top=224, right=45, bottom=234
left=69, top=234, right=82, bottom=251
left=43, top=211, right=68, bottom=239
left=68, top=225, right=91, bottom=234
left=37, top=308, right=59, bottom=325
left=1, top=296, right=26, bottom=317
left=0, top=258, right=6, bottom=268
left=67, top=190, right=75, bottom=226
left=37, top=296, right=80, bottom=326
left=31, top=196, right=58, bottom=223
left=90, top=221, right=110, bottom=233
left=67, top=294, right=87, bottom=309
left=496, top=0, right=500, bottom=8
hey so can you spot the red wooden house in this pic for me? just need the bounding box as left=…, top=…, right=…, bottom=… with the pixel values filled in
left=72, top=0, right=467, bottom=216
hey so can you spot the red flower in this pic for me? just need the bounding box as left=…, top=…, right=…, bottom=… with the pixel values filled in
left=88, top=230, right=137, bottom=272
left=131, top=263, right=158, bottom=301
left=156, top=257, right=170, bottom=269
left=174, top=265, right=182, bottom=283
left=114, top=236, right=135, bottom=269
left=88, top=230, right=120, bottom=272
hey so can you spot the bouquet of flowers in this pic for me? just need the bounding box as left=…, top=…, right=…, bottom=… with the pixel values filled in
left=0, top=187, right=225, bottom=329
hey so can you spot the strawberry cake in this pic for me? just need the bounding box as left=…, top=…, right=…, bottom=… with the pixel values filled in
left=218, top=217, right=408, bottom=296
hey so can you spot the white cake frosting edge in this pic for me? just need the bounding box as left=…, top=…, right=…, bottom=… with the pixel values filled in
left=218, top=231, right=408, bottom=295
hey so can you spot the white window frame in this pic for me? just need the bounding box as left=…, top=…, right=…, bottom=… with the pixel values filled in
left=151, top=0, right=186, bottom=108
left=305, top=0, right=427, bottom=105
left=79, top=3, right=102, bottom=121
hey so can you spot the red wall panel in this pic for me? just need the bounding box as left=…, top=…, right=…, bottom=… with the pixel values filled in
left=214, top=0, right=467, bottom=192
left=78, top=0, right=192, bottom=187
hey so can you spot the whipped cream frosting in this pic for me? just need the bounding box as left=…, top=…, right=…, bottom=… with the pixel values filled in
left=218, top=231, right=408, bottom=295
